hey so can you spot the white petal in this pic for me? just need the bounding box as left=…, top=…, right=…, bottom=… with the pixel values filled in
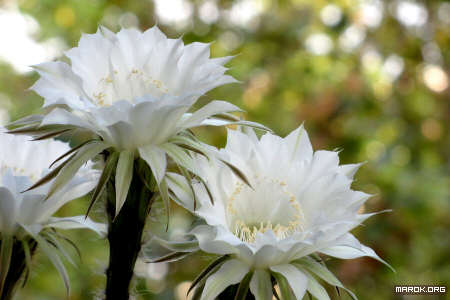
left=0, top=187, right=17, bottom=234
left=104, top=121, right=135, bottom=150
left=47, top=141, right=108, bottom=199
left=41, top=108, right=94, bottom=131
left=285, top=124, right=313, bottom=162
left=40, top=170, right=99, bottom=222
left=225, top=129, right=256, bottom=160
left=151, top=235, right=199, bottom=252
left=339, top=163, right=363, bottom=179
left=115, top=150, right=135, bottom=216
left=320, top=233, right=393, bottom=270
left=129, top=102, right=189, bottom=145
left=201, top=259, right=250, bottom=300
left=304, top=271, right=330, bottom=300
left=160, top=143, right=195, bottom=173
left=65, top=29, right=113, bottom=90
left=190, top=225, right=239, bottom=255
left=199, top=118, right=270, bottom=132
left=181, top=100, right=242, bottom=129
left=165, top=172, right=195, bottom=211
left=31, top=62, right=87, bottom=109
left=44, top=216, right=107, bottom=236
left=138, top=145, right=167, bottom=184
left=253, top=244, right=286, bottom=268
left=270, top=264, right=308, bottom=300
left=249, top=269, right=273, bottom=300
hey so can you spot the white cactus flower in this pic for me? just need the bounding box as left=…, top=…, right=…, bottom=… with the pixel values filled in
left=0, top=130, right=105, bottom=293
left=160, top=126, right=390, bottom=300
left=10, top=26, right=265, bottom=216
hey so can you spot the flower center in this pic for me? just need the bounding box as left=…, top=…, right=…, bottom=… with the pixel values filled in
left=92, top=69, right=169, bottom=106
left=226, top=175, right=304, bottom=243
left=0, top=164, right=39, bottom=183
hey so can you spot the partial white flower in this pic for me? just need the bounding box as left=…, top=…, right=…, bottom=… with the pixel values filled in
left=157, top=125, right=390, bottom=299
left=9, top=26, right=265, bottom=216
left=0, top=130, right=104, bottom=293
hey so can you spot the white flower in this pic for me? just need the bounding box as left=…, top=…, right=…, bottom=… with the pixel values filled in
left=10, top=26, right=265, bottom=216
left=161, top=126, right=390, bottom=300
left=0, top=130, right=103, bottom=235
left=0, top=130, right=105, bottom=293
left=30, top=26, right=240, bottom=152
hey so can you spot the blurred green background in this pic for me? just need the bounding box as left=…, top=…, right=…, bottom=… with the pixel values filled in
left=0, top=0, right=449, bottom=299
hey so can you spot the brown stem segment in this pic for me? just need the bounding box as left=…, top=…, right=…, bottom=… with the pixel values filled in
left=105, top=158, right=154, bottom=300
left=0, top=239, right=37, bottom=300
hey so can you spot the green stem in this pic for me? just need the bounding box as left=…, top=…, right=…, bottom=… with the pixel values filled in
left=0, top=239, right=37, bottom=300
left=217, top=284, right=256, bottom=300
left=105, top=158, right=154, bottom=300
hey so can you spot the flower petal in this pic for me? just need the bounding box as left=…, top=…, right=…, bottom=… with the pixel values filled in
left=285, top=124, right=313, bottom=162
left=320, top=233, right=393, bottom=271
left=115, top=150, right=135, bottom=216
left=201, top=259, right=250, bottom=300
left=270, top=264, right=308, bottom=300
left=249, top=269, right=273, bottom=300
left=0, top=187, right=18, bottom=234
left=181, top=100, right=243, bottom=129
left=165, top=172, right=195, bottom=211
left=44, top=216, right=107, bottom=236
left=138, top=145, right=167, bottom=185
left=31, top=62, right=87, bottom=109
left=303, top=271, right=330, bottom=300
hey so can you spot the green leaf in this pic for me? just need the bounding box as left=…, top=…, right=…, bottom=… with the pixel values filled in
left=86, top=151, right=119, bottom=218
left=234, top=271, right=253, bottom=300
left=188, top=255, right=230, bottom=295
left=0, top=234, right=13, bottom=296
left=115, top=150, right=135, bottom=217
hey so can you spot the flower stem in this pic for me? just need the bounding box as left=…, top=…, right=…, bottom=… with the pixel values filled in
left=105, top=158, right=154, bottom=300
left=0, top=239, right=37, bottom=300
left=218, top=284, right=256, bottom=300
